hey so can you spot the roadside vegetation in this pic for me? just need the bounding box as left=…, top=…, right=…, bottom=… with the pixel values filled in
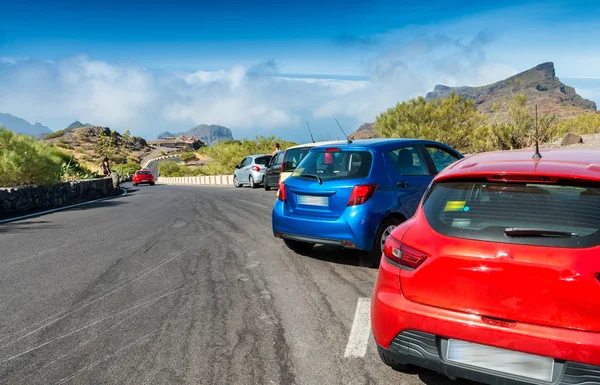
left=161, top=94, right=600, bottom=178
left=375, top=93, right=600, bottom=153
left=158, top=136, right=295, bottom=177
left=0, top=127, right=97, bottom=187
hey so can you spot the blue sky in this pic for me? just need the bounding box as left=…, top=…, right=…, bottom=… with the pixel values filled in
left=1, top=0, right=599, bottom=141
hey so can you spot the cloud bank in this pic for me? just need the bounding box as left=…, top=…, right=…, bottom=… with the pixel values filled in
left=0, top=32, right=518, bottom=141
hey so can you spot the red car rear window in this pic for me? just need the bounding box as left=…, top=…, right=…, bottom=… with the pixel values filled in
left=423, top=180, right=600, bottom=248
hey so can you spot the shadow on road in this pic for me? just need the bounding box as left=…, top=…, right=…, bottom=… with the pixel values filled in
left=296, top=245, right=366, bottom=267
left=389, top=364, right=482, bottom=385
left=0, top=220, right=60, bottom=234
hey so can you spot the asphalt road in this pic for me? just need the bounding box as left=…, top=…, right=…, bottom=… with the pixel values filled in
left=0, top=184, right=460, bottom=385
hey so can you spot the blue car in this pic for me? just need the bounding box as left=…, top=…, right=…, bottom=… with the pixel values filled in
left=271, top=139, right=463, bottom=265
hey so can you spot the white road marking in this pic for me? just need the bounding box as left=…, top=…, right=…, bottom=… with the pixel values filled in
left=344, top=297, right=372, bottom=358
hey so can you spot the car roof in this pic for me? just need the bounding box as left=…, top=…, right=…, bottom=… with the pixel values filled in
left=436, top=149, right=600, bottom=182
left=308, top=138, right=455, bottom=150
left=286, top=140, right=346, bottom=149
left=248, top=154, right=272, bottom=158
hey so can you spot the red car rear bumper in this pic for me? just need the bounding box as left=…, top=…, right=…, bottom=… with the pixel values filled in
left=371, top=257, right=600, bottom=367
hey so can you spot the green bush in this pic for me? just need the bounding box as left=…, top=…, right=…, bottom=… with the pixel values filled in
left=489, top=94, right=558, bottom=150
left=556, top=113, right=600, bottom=136
left=196, top=135, right=296, bottom=175
left=116, top=161, right=142, bottom=175
left=0, top=127, right=92, bottom=187
left=179, top=152, right=197, bottom=163
left=42, top=130, right=65, bottom=140
left=375, top=94, right=491, bottom=153
left=55, top=141, right=73, bottom=150
left=158, top=160, right=185, bottom=177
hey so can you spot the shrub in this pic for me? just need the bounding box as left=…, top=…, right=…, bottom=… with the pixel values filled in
left=158, top=160, right=185, bottom=177
left=179, top=152, right=197, bottom=163
left=556, top=113, right=600, bottom=136
left=197, top=135, right=295, bottom=174
left=0, top=127, right=93, bottom=187
left=489, top=94, right=558, bottom=150
left=375, top=94, right=491, bottom=153
left=55, top=141, right=73, bottom=150
left=42, top=130, right=65, bottom=140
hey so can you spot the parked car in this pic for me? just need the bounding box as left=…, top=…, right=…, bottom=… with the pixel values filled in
left=233, top=154, right=272, bottom=189
left=264, top=150, right=284, bottom=191
left=372, top=148, right=600, bottom=385
left=132, top=170, right=155, bottom=186
left=272, top=139, right=463, bottom=263
left=279, top=141, right=345, bottom=184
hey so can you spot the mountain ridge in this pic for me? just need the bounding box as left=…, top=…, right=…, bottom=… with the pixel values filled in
left=350, top=62, right=597, bottom=140
left=158, top=124, right=234, bottom=146
left=0, top=113, right=53, bottom=138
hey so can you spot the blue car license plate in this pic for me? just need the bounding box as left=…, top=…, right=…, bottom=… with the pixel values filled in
left=297, top=195, right=328, bottom=207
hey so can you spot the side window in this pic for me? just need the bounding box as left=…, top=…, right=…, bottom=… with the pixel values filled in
left=388, top=146, right=429, bottom=176
left=426, top=146, right=460, bottom=173
left=276, top=152, right=284, bottom=165
left=241, top=157, right=249, bottom=167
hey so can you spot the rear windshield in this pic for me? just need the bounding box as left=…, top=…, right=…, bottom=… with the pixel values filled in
left=423, top=180, right=600, bottom=248
left=291, top=150, right=372, bottom=182
left=137, top=171, right=151, bottom=175
left=283, top=147, right=310, bottom=172
left=255, top=156, right=272, bottom=165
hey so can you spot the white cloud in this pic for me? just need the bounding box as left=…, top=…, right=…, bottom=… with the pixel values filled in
left=0, top=31, right=521, bottom=141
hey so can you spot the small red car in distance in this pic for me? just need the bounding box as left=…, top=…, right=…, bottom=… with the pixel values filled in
left=132, top=170, right=155, bottom=186
left=372, top=148, right=600, bottom=385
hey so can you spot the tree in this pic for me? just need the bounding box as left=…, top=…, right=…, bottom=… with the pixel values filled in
left=375, top=94, right=490, bottom=153
left=179, top=152, right=197, bottom=163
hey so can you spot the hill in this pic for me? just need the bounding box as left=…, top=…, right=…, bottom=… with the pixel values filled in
left=66, top=121, right=93, bottom=130
left=42, top=126, right=152, bottom=171
left=157, top=124, right=233, bottom=145
left=425, top=62, right=596, bottom=118
left=0, top=113, right=52, bottom=138
left=348, top=123, right=376, bottom=140
left=349, top=62, right=598, bottom=140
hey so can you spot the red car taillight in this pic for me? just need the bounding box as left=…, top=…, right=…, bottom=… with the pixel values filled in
left=277, top=182, right=286, bottom=202
left=280, top=151, right=286, bottom=173
left=252, top=165, right=261, bottom=172
left=383, top=236, right=428, bottom=270
left=347, top=184, right=378, bottom=206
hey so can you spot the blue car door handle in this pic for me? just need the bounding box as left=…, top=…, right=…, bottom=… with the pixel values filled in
left=397, top=181, right=409, bottom=188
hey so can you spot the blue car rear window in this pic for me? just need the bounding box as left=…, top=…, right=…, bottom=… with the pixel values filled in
left=292, top=151, right=372, bottom=182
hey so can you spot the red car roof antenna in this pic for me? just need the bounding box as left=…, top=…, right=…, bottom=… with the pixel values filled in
left=533, top=104, right=542, bottom=160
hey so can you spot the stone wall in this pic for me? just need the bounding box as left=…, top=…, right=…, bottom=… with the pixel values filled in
left=0, top=178, right=120, bottom=219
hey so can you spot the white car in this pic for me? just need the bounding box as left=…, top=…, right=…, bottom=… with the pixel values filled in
left=233, top=154, right=272, bottom=189
left=279, top=140, right=345, bottom=184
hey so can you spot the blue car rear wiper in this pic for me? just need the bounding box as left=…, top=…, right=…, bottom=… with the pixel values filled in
left=299, top=174, right=322, bottom=184
left=504, top=228, right=578, bottom=238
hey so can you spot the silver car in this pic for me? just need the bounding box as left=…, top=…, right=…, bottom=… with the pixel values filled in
left=233, top=154, right=273, bottom=189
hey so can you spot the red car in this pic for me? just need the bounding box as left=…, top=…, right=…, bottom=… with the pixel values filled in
left=132, top=170, right=155, bottom=186
left=372, top=149, right=600, bottom=385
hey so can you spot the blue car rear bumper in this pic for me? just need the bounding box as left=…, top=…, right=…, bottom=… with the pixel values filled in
left=271, top=200, right=382, bottom=251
